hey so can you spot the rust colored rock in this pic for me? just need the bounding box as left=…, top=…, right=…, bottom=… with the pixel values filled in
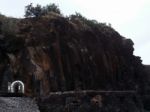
left=0, top=13, right=148, bottom=97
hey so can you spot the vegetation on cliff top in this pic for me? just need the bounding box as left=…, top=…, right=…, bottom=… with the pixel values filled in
left=0, top=3, right=117, bottom=52
left=0, top=3, right=114, bottom=36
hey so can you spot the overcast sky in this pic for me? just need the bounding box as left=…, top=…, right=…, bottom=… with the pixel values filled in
left=0, top=0, right=150, bottom=64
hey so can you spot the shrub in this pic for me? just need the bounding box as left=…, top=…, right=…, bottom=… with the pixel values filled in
left=25, top=3, right=61, bottom=18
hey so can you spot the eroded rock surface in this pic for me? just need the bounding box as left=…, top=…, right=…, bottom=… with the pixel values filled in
left=0, top=13, right=150, bottom=112
left=0, top=14, right=148, bottom=96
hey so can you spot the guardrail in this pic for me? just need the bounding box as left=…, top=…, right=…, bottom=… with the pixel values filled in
left=48, top=90, right=136, bottom=96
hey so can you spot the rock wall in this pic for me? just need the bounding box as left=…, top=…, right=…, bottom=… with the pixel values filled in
left=0, top=13, right=148, bottom=97
left=38, top=90, right=144, bottom=112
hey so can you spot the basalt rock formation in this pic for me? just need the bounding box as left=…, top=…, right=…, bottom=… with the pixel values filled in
left=0, top=12, right=150, bottom=111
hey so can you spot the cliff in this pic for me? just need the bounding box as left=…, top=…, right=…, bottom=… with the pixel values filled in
left=0, top=13, right=150, bottom=111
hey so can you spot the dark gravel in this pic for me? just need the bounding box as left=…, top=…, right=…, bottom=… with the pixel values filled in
left=0, top=97, right=40, bottom=112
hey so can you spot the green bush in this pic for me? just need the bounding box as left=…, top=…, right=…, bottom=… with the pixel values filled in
left=25, top=3, right=61, bottom=18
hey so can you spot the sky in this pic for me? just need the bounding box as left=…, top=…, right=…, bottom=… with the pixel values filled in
left=0, top=0, right=150, bottom=64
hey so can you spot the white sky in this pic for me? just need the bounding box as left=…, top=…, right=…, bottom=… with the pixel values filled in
left=0, top=0, right=150, bottom=64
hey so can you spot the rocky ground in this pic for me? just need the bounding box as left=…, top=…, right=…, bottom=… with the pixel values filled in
left=0, top=97, right=40, bottom=112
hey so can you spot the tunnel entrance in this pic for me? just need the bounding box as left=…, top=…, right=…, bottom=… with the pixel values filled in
left=14, top=83, right=20, bottom=93
left=10, top=80, right=25, bottom=94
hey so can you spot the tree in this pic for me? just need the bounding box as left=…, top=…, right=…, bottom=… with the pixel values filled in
left=24, top=3, right=34, bottom=17
left=33, top=4, right=43, bottom=17
left=45, top=3, right=61, bottom=14
left=69, top=12, right=86, bottom=21
left=24, top=3, right=61, bottom=18
left=25, top=3, right=42, bottom=18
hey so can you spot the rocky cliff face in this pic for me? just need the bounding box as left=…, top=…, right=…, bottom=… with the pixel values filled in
left=0, top=13, right=149, bottom=99
left=1, top=12, right=150, bottom=112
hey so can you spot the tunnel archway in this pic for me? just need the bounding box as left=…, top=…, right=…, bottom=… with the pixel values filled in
left=10, top=80, right=25, bottom=93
